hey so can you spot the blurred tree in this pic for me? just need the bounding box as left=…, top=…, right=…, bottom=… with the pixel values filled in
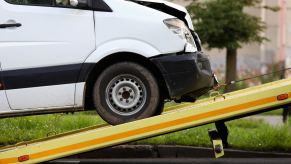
left=187, top=0, right=278, bottom=92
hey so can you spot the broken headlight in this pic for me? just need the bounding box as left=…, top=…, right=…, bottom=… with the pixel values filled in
left=164, top=18, right=197, bottom=52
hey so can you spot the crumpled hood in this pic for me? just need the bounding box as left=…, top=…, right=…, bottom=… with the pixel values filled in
left=128, top=0, right=194, bottom=30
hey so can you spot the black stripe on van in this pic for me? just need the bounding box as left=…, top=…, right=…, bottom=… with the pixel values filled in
left=1, top=63, right=95, bottom=90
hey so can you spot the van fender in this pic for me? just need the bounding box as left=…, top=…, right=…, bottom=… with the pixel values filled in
left=84, top=38, right=161, bottom=63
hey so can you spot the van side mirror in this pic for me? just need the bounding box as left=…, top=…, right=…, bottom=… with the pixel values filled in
left=69, top=0, right=88, bottom=8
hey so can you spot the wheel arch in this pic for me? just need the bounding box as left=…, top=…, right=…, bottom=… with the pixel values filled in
left=83, top=52, right=169, bottom=110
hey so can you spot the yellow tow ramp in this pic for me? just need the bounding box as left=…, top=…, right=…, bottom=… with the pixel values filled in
left=1, top=78, right=291, bottom=163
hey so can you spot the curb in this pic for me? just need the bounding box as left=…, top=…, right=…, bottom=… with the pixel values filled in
left=49, top=158, right=291, bottom=164
left=65, top=145, right=291, bottom=159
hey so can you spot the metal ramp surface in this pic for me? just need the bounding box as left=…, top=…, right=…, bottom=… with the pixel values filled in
left=1, top=78, right=291, bottom=163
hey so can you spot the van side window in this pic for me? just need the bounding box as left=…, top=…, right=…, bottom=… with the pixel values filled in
left=5, top=0, right=54, bottom=5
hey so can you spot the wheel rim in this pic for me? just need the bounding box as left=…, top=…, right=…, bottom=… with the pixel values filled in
left=105, top=74, right=147, bottom=116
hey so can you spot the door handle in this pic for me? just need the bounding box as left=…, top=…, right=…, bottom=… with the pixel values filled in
left=0, top=23, right=22, bottom=28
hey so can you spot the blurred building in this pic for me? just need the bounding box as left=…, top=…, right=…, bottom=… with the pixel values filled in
left=170, top=0, right=291, bottom=75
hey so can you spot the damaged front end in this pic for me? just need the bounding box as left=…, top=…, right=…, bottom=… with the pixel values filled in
left=151, top=52, right=218, bottom=102
left=130, top=0, right=218, bottom=102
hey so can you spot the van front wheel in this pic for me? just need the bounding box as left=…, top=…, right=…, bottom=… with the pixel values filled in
left=93, top=62, right=162, bottom=125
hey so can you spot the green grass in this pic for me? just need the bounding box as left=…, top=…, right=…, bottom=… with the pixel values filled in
left=0, top=111, right=105, bottom=146
left=0, top=112, right=291, bottom=152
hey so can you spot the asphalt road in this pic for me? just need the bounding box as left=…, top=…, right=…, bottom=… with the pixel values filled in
left=55, top=145, right=291, bottom=159
left=48, top=158, right=291, bottom=164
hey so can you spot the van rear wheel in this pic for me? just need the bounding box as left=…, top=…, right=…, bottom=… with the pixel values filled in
left=93, top=62, right=162, bottom=125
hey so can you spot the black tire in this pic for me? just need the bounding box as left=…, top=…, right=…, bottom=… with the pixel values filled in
left=93, top=62, right=162, bottom=125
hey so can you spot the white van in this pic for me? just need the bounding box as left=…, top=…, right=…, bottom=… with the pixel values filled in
left=0, top=0, right=217, bottom=124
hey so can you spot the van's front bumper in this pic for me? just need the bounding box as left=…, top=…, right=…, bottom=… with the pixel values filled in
left=150, top=52, right=217, bottom=100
